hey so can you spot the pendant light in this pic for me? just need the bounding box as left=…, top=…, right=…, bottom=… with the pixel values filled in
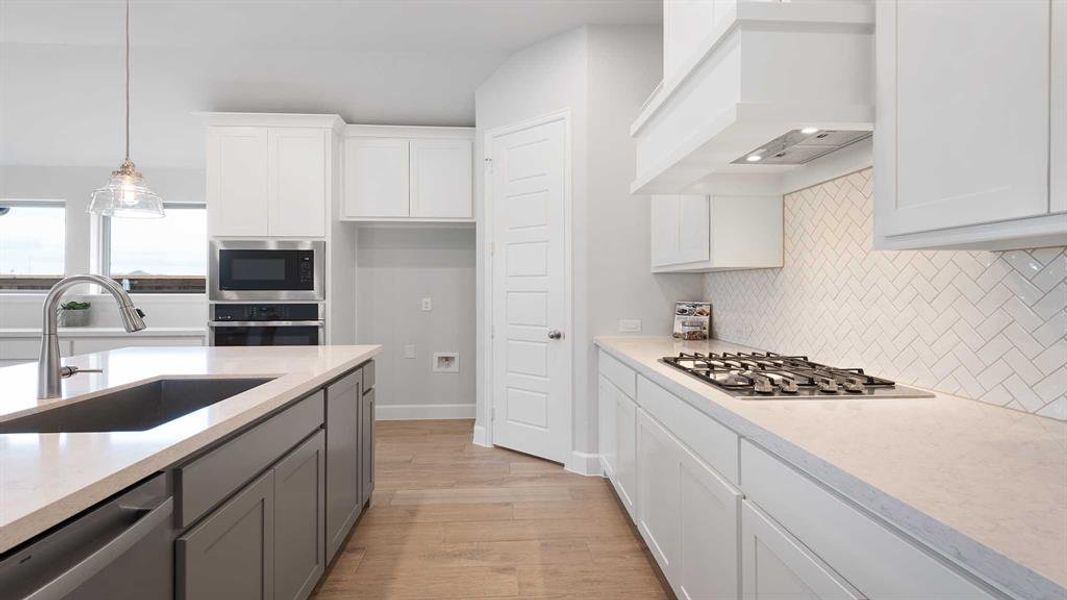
left=88, top=0, right=164, bottom=218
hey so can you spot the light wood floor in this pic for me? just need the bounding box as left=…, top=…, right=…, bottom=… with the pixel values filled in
left=311, top=419, right=673, bottom=600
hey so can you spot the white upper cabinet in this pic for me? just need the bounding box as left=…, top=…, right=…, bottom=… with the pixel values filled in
left=874, top=0, right=1066, bottom=250
left=207, top=127, right=270, bottom=237
left=269, top=128, right=327, bottom=238
left=410, top=139, right=473, bottom=218
left=343, top=137, right=410, bottom=218
left=341, top=126, right=474, bottom=222
left=650, top=194, right=782, bottom=272
left=203, top=113, right=341, bottom=239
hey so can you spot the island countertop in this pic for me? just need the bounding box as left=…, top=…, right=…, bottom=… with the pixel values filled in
left=595, top=336, right=1067, bottom=600
left=0, top=344, right=381, bottom=554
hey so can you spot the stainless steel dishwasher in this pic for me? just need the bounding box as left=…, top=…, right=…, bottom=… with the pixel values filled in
left=0, top=474, right=174, bottom=600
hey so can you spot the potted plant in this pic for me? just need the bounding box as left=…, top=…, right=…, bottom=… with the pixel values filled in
left=59, top=301, right=91, bottom=327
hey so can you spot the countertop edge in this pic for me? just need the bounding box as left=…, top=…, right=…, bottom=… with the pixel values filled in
left=0, top=345, right=381, bottom=555
left=594, top=337, right=1064, bottom=600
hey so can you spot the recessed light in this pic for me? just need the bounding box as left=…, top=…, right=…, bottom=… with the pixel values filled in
left=800, top=127, right=820, bottom=135
left=746, top=155, right=763, bottom=162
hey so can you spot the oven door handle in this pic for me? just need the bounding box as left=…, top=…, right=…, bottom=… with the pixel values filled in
left=208, top=320, right=324, bottom=327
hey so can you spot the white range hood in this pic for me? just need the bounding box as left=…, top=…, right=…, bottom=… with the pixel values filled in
left=631, top=0, right=875, bottom=195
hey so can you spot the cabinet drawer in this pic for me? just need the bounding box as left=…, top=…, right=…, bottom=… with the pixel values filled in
left=361, top=360, right=375, bottom=391
left=740, top=440, right=1001, bottom=599
left=598, top=350, right=636, bottom=399
left=176, top=391, right=324, bottom=528
left=637, top=375, right=738, bottom=485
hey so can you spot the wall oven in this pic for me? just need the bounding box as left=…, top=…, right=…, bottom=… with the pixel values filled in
left=209, top=239, right=324, bottom=301
left=209, top=303, right=324, bottom=346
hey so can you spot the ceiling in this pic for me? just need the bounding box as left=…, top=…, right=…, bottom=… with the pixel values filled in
left=0, top=0, right=660, bottom=169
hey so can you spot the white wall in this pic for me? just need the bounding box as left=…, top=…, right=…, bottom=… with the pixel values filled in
left=474, top=25, right=704, bottom=469
left=0, top=164, right=208, bottom=330
left=356, top=227, right=476, bottom=419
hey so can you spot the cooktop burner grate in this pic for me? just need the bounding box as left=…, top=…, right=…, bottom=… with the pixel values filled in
left=661, top=351, right=934, bottom=399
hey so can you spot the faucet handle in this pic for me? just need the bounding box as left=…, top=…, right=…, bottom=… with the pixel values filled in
left=59, top=366, right=104, bottom=378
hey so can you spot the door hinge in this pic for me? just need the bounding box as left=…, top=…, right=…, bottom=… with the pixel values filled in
left=484, top=157, right=493, bottom=173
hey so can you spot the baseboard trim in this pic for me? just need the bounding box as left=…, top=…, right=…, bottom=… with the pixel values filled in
left=564, top=451, right=603, bottom=477
left=472, top=423, right=490, bottom=447
left=374, top=403, right=476, bottom=421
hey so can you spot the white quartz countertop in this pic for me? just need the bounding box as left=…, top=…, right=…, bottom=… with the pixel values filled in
left=595, top=336, right=1067, bottom=600
left=0, top=344, right=381, bottom=554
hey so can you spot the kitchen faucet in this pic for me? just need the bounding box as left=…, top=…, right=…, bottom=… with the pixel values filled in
left=38, top=274, right=146, bottom=399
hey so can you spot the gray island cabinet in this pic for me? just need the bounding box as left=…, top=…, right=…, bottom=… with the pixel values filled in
left=175, top=360, right=375, bottom=600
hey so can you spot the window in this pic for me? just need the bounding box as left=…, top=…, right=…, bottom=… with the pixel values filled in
left=0, top=201, right=66, bottom=290
left=105, top=203, right=207, bottom=293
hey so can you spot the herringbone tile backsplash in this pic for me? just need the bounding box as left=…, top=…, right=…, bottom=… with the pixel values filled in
left=704, top=168, right=1067, bottom=420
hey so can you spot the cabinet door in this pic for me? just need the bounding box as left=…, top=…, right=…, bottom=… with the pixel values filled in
left=269, top=128, right=327, bottom=237
left=597, top=376, right=617, bottom=479
left=636, top=410, right=680, bottom=574
left=274, top=431, right=326, bottom=600
left=650, top=195, right=680, bottom=267
left=207, top=126, right=270, bottom=237
left=741, top=501, right=864, bottom=600
left=1053, top=0, right=1066, bottom=213
left=410, top=139, right=473, bottom=218
left=360, top=387, right=375, bottom=503
left=678, top=446, right=740, bottom=600
left=879, top=0, right=1050, bottom=235
left=343, top=137, right=410, bottom=218
left=676, top=194, right=711, bottom=264
left=178, top=470, right=275, bottom=600
left=325, top=372, right=361, bottom=562
left=614, top=389, right=638, bottom=517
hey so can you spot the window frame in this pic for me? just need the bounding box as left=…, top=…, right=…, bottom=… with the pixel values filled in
left=0, top=198, right=67, bottom=292
left=92, top=202, right=208, bottom=294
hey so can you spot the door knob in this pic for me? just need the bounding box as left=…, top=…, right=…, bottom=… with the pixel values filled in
left=548, top=330, right=563, bottom=340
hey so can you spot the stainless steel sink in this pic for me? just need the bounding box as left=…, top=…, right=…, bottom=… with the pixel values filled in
left=0, top=378, right=274, bottom=433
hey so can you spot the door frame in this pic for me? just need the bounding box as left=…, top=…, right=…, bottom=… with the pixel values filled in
left=480, top=110, right=574, bottom=465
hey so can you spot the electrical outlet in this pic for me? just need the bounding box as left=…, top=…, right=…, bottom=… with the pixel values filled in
left=618, top=319, right=642, bottom=333
left=421, top=297, right=432, bottom=311
left=403, top=344, right=416, bottom=359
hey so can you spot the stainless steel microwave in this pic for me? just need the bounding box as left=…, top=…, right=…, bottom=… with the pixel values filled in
left=209, top=239, right=325, bottom=301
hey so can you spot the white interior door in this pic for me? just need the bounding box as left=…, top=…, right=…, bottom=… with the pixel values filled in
left=489, top=116, right=570, bottom=463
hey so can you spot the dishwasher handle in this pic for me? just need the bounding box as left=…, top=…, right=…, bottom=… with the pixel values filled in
left=22, top=497, right=173, bottom=600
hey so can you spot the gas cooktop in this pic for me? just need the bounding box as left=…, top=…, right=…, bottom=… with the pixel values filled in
left=661, top=351, right=934, bottom=399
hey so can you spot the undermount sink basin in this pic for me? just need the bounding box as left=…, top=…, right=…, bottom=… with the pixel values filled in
left=0, top=378, right=274, bottom=433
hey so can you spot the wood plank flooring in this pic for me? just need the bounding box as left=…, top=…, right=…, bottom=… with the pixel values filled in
left=311, top=419, right=673, bottom=600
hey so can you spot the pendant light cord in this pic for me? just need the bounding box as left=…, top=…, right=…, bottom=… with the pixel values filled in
left=124, top=0, right=130, bottom=162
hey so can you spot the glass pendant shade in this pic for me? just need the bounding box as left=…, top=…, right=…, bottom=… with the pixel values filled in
left=88, top=159, right=165, bottom=218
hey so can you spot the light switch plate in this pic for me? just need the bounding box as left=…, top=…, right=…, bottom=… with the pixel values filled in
left=421, top=297, right=432, bottom=311
left=618, top=319, right=643, bottom=333
left=403, top=344, right=416, bottom=359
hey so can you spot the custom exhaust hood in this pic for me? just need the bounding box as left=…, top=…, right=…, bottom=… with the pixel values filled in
left=631, top=1, right=875, bottom=195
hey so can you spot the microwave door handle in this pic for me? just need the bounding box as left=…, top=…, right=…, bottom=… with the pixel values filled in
left=22, top=497, right=173, bottom=600
left=208, top=320, right=324, bottom=327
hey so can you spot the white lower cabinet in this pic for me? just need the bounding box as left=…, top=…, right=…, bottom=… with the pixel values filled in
left=741, top=440, right=1001, bottom=600
left=741, top=501, right=863, bottom=600
left=597, top=349, right=1009, bottom=600
left=599, top=374, right=637, bottom=518
left=635, top=409, right=741, bottom=600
